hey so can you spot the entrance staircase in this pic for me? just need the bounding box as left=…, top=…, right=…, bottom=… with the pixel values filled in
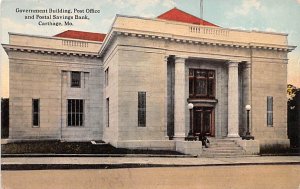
left=200, top=138, right=254, bottom=158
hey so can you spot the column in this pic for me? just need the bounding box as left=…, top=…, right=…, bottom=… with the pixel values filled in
left=174, top=57, right=186, bottom=140
left=227, top=61, right=240, bottom=138
left=164, top=55, right=169, bottom=138
left=243, top=62, right=252, bottom=135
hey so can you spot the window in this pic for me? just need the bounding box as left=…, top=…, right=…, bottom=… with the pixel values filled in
left=67, top=99, right=84, bottom=126
left=106, top=98, right=109, bottom=127
left=71, top=71, right=81, bottom=87
left=32, top=99, right=40, bottom=127
left=138, top=92, right=146, bottom=127
left=189, top=69, right=215, bottom=98
left=267, top=96, right=273, bottom=127
left=105, top=68, right=109, bottom=86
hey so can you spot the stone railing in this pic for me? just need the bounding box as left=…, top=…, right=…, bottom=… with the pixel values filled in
left=62, top=40, right=89, bottom=48
left=189, top=26, right=230, bottom=37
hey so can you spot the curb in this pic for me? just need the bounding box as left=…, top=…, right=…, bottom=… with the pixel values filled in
left=1, top=154, right=195, bottom=158
left=2, top=162, right=300, bottom=170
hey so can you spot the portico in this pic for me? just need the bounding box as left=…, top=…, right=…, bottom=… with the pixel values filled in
left=171, top=55, right=248, bottom=140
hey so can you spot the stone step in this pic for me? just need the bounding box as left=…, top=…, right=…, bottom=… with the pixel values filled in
left=200, top=154, right=254, bottom=158
left=203, top=146, right=243, bottom=150
left=200, top=138, right=247, bottom=157
left=207, top=138, right=238, bottom=142
left=209, top=143, right=238, bottom=146
left=203, top=150, right=245, bottom=154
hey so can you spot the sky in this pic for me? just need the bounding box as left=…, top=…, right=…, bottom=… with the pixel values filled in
left=0, top=0, right=300, bottom=97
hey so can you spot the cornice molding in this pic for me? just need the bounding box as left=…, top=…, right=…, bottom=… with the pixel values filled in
left=113, top=30, right=296, bottom=52
left=2, top=44, right=101, bottom=59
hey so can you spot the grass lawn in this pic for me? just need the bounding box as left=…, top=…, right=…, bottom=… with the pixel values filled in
left=1, top=140, right=183, bottom=155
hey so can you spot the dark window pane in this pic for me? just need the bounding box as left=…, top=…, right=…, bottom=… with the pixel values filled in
left=32, top=99, right=39, bottom=126
left=33, top=99, right=39, bottom=112
left=80, top=100, right=83, bottom=113
left=189, top=78, right=194, bottom=96
left=267, top=96, right=273, bottom=111
left=67, top=99, right=84, bottom=126
left=190, top=69, right=215, bottom=98
left=195, top=79, right=207, bottom=96
left=195, top=70, right=201, bottom=77
left=71, top=113, right=76, bottom=126
left=199, top=70, right=207, bottom=77
left=200, top=79, right=207, bottom=95
left=68, top=100, right=72, bottom=112
left=267, top=96, right=273, bottom=126
left=208, top=71, right=214, bottom=78
left=208, top=79, right=214, bottom=96
left=68, top=114, right=72, bottom=126
left=106, top=98, right=109, bottom=127
left=138, top=92, right=146, bottom=127
left=76, top=100, right=80, bottom=112
left=203, top=111, right=211, bottom=134
left=71, top=100, right=76, bottom=112
left=71, top=72, right=81, bottom=87
left=79, top=114, right=83, bottom=126
left=189, top=69, right=194, bottom=76
left=75, top=114, right=80, bottom=126
left=33, top=114, right=39, bottom=126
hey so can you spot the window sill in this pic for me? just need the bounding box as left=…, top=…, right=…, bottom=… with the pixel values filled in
left=187, top=98, right=218, bottom=104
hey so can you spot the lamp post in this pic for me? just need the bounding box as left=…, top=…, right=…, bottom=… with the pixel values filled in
left=242, top=104, right=254, bottom=140
left=188, top=103, right=194, bottom=137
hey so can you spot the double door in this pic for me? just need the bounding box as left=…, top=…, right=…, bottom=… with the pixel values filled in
left=193, top=107, right=214, bottom=137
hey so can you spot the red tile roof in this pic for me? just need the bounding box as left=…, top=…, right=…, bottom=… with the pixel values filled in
left=54, top=30, right=106, bottom=42
left=157, top=8, right=218, bottom=27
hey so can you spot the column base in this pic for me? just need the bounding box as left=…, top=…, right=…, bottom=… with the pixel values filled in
left=227, top=133, right=240, bottom=138
left=173, top=134, right=186, bottom=141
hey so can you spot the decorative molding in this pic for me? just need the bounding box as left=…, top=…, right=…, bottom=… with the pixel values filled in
left=113, top=31, right=295, bottom=52
left=2, top=44, right=100, bottom=59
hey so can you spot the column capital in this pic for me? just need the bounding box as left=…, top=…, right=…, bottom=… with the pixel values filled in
left=227, top=61, right=240, bottom=67
left=175, top=56, right=188, bottom=63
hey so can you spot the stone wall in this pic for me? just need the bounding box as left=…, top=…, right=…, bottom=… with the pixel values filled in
left=251, top=49, right=289, bottom=147
left=8, top=50, right=103, bottom=141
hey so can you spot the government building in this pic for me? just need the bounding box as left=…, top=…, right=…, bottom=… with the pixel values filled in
left=2, top=8, right=296, bottom=156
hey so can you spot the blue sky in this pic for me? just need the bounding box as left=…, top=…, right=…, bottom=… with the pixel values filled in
left=1, top=0, right=300, bottom=97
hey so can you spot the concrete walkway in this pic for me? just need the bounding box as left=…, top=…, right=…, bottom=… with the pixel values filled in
left=2, top=156, right=300, bottom=170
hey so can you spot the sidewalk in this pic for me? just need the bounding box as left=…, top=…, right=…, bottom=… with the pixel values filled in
left=2, top=156, right=300, bottom=170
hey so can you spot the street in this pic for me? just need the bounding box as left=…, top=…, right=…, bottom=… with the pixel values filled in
left=2, top=165, right=300, bottom=189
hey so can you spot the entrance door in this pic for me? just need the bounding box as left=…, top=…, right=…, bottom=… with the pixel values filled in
left=193, top=107, right=214, bottom=137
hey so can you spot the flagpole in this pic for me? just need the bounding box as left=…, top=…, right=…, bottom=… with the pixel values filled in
left=200, top=0, right=203, bottom=25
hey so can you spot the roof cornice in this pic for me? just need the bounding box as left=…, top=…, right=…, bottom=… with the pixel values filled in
left=8, top=32, right=103, bottom=44
left=99, top=29, right=296, bottom=56
left=98, top=15, right=295, bottom=56
left=2, top=44, right=101, bottom=58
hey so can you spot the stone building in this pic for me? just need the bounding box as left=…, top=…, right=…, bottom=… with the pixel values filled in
left=2, top=8, right=296, bottom=155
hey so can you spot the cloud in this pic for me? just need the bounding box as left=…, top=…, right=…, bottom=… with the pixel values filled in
left=228, top=0, right=262, bottom=17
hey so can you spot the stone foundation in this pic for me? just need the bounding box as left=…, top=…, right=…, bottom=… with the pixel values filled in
left=175, top=141, right=202, bottom=156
